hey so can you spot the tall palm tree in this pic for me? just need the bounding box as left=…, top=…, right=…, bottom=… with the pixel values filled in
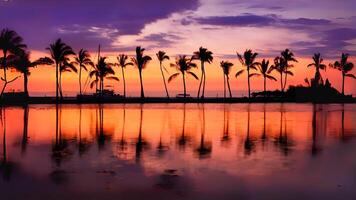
left=59, top=58, right=77, bottom=98
left=257, top=59, right=277, bottom=97
left=307, top=53, right=326, bottom=87
left=156, top=51, right=170, bottom=98
left=168, top=55, right=198, bottom=98
left=10, top=51, right=53, bottom=96
left=280, top=49, right=298, bottom=91
left=72, top=49, right=94, bottom=96
left=236, top=49, right=259, bottom=98
left=89, top=57, right=118, bottom=96
left=117, top=54, right=133, bottom=97
left=330, top=53, right=355, bottom=95
left=220, top=61, right=234, bottom=98
left=47, top=39, right=74, bottom=102
left=0, top=28, right=27, bottom=97
left=272, top=56, right=285, bottom=92
left=194, top=47, right=213, bottom=99
left=132, top=46, right=151, bottom=98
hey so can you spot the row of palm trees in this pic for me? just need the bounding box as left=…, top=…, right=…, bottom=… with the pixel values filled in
left=0, top=28, right=355, bottom=100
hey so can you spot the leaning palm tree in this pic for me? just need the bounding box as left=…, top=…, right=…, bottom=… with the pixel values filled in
left=156, top=51, right=170, bottom=98
left=280, top=49, right=298, bottom=91
left=117, top=54, right=133, bottom=97
left=236, top=49, right=259, bottom=98
left=330, top=53, right=355, bottom=95
left=9, top=51, right=53, bottom=96
left=47, top=39, right=74, bottom=102
left=72, top=49, right=94, bottom=96
left=132, top=46, right=152, bottom=98
left=272, top=56, right=285, bottom=92
left=0, top=28, right=27, bottom=97
left=89, top=57, right=118, bottom=96
left=194, top=47, right=213, bottom=99
left=257, top=59, right=277, bottom=97
left=168, top=55, right=198, bottom=98
left=308, top=53, right=326, bottom=86
left=59, top=58, right=77, bottom=98
left=220, top=61, right=234, bottom=98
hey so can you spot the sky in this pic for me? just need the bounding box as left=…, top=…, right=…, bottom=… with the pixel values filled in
left=0, top=0, right=355, bottom=97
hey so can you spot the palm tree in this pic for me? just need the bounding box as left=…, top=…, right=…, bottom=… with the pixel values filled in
left=156, top=51, right=170, bottom=98
left=59, top=58, right=77, bottom=98
left=117, top=54, right=133, bottom=97
left=236, top=49, right=259, bottom=98
left=89, top=57, right=118, bottom=96
left=10, top=51, right=53, bottom=96
left=194, top=47, right=213, bottom=99
left=307, top=53, right=326, bottom=87
left=47, top=39, right=74, bottom=102
left=0, top=28, right=27, bottom=97
left=132, top=46, right=152, bottom=98
left=330, top=53, right=355, bottom=95
left=72, top=49, right=94, bottom=96
left=220, top=61, right=234, bottom=98
left=257, top=59, right=277, bottom=97
left=280, top=49, right=298, bottom=91
left=168, top=55, right=198, bottom=98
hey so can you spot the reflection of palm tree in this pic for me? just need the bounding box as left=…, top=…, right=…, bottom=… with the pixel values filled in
left=178, top=104, right=189, bottom=148
left=329, top=53, right=355, bottom=95
left=221, top=105, right=231, bottom=145
left=0, top=28, right=27, bottom=98
left=0, top=108, right=15, bottom=181
left=156, top=51, right=170, bottom=98
left=261, top=104, right=268, bottom=147
left=72, top=49, right=94, bottom=96
left=257, top=59, right=277, bottom=97
left=194, top=47, right=213, bottom=99
left=220, top=61, right=234, bottom=99
left=47, top=39, right=74, bottom=102
left=311, top=104, right=321, bottom=156
left=168, top=55, right=198, bottom=98
left=157, top=110, right=169, bottom=156
left=132, top=46, right=152, bottom=99
left=307, top=53, right=326, bottom=86
left=244, top=105, right=255, bottom=155
left=96, top=104, right=113, bottom=149
left=136, top=104, right=148, bottom=162
left=77, top=105, right=90, bottom=156
left=196, top=105, right=212, bottom=159
left=274, top=104, right=293, bottom=156
left=116, top=54, right=133, bottom=97
left=236, top=50, right=259, bottom=98
left=21, top=105, right=29, bottom=154
left=118, top=104, right=127, bottom=153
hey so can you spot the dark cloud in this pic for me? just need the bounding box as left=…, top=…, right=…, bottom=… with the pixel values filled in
left=280, top=18, right=331, bottom=26
left=0, top=0, right=199, bottom=51
left=195, top=14, right=275, bottom=27
left=137, top=33, right=183, bottom=49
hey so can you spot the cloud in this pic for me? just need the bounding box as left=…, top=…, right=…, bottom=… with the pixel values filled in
left=195, top=14, right=275, bottom=27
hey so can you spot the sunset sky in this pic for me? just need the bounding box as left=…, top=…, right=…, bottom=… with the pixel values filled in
left=1, top=0, right=355, bottom=96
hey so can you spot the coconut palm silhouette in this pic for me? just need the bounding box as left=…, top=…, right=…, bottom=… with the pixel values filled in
left=156, top=51, right=170, bottom=98
left=236, top=49, right=259, bottom=98
left=47, top=39, right=74, bottom=102
left=329, top=53, right=355, bottom=95
left=307, top=53, right=326, bottom=87
left=280, top=49, right=298, bottom=91
left=194, top=47, right=213, bottom=99
left=89, top=57, right=118, bottom=96
left=0, top=28, right=27, bottom=98
left=59, top=58, right=77, bottom=98
left=132, top=46, right=152, bottom=99
left=116, top=54, right=133, bottom=97
left=72, top=49, right=94, bottom=96
left=168, top=55, right=198, bottom=98
left=257, top=59, right=277, bottom=97
left=220, top=61, right=234, bottom=99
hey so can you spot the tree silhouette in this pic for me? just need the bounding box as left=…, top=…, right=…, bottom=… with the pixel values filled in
left=168, top=55, right=198, bottom=98
left=280, top=49, right=298, bottom=91
left=132, top=46, right=152, bottom=99
left=236, top=49, right=259, bottom=98
left=0, top=28, right=27, bottom=98
left=156, top=51, right=170, bottom=98
left=59, top=58, right=77, bottom=98
left=220, top=61, right=234, bottom=99
left=89, top=57, right=118, bottom=96
left=329, top=53, right=355, bottom=95
left=257, top=59, right=277, bottom=97
left=116, top=54, right=133, bottom=97
left=307, top=53, right=326, bottom=87
left=72, top=49, right=94, bottom=96
left=194, top=47, right=213, bottom=99
left=47, top=39, right=74, bottom=102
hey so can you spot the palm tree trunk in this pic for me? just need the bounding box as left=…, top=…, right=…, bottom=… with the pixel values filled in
left=56, top=63, right=59, bottom=102
left=23, top=73, right=29, bottom=97
left=223, top=73, right=226, bottom=99
left=197, top=61, right=204, bottom=98
left=342, top=73, right=345, bottom=95
left=227, top=75, right=232, bottom=98
left=0, top=51, right=8, bottom=98
left=79, top=65, right=82, bottom=96
left=160, top=62, right=169, bottom=98
left=59, top=70, right=63, bottom=99
left=202, top=67, right=206, bottom=99
left=284, top=73, right=288, bottom=91
left=121, top=67, right=126, bottom=98
left=183, top=72, right=187, bottom=98
left=264, top=77, right=266, bottom=98
left=280, top=72, right=283, bottom=92
left=247, top=68, right=251, bottom=98
left=139, top=69, right=145, bottom=98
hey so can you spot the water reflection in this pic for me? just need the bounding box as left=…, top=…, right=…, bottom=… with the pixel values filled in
left=0, top=103, right=355, bottom=199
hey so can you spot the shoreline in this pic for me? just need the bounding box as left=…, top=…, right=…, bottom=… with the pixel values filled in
left=1, top=96, right=356, bottom=106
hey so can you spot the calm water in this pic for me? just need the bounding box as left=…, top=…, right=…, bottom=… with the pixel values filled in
left=0, top=103, right=355, bottom=200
